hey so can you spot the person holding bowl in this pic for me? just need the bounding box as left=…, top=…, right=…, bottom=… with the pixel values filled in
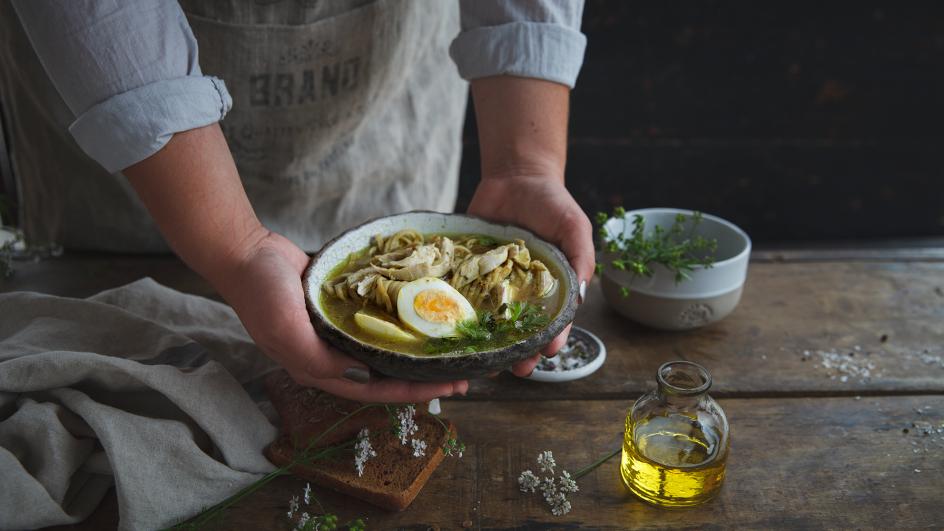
left=1, top=0, right=594, bottom=402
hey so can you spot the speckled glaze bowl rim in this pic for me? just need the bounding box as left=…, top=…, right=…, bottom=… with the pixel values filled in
left=302, top=210, right=579, bottom=372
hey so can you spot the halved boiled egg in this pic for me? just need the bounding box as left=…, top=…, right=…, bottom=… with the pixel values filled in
left=396, top=277, right=476, bottom=338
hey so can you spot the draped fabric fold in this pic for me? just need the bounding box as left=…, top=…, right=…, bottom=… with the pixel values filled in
left=0, top=279, right=278, bottom=531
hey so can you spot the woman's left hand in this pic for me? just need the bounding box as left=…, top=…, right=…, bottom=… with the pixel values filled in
left=468, top=173, right=595, bottom=377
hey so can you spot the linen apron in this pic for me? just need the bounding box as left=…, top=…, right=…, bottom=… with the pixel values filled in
left=0, top=0, right=466, bottom=253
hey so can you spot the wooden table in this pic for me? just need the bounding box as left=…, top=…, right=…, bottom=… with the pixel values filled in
left=5, top=248, right=943, bottom=529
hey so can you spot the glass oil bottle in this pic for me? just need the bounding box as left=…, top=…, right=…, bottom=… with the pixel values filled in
left=621, top=361, right=729, bottom=507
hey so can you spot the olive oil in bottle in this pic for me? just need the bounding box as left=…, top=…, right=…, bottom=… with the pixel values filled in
left=621, top=361, right=729, bottom=507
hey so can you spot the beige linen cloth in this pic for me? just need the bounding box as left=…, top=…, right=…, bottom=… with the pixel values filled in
left=0, top=279, right=279, bottom=530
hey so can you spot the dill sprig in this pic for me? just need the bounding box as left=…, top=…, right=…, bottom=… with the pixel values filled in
left=595, top=208, right=718, bottom=296
left=425, top=301, right=551, bottom=354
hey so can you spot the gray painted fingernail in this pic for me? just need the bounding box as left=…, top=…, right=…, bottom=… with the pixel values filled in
left=578, top=280, right=587, bottom=304
left=343, top=367, right=370, bottom=384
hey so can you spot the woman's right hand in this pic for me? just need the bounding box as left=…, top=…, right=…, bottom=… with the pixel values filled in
left=217, top=229, right=468, bottom=403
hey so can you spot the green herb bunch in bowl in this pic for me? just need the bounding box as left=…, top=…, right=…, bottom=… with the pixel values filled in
left=596, top=208, right=751, bottom=331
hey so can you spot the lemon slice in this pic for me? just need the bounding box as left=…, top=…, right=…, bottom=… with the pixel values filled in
left=354, top=311, right=418, bottom=342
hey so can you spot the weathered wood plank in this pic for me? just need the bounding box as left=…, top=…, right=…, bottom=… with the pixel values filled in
left=752, top=243, right=944, bottom=263
left=0, top=254, right=218, bottom=300
left=470, top=262, right=944, bottom=398
left=4, top=258, right=944, bottom=397
left=57, top=396, right=943, bottom=530
left=180, top=396, right=944, bottom=529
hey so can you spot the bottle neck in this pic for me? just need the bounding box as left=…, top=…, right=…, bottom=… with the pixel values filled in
left=657, top=382, right=707, bottom=408
left=654, top=360, right=713, bottom=407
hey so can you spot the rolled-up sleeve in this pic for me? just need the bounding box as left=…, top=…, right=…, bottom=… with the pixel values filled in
left=450, top=0, right=587, bottom=88
left=11, top=0, right=231, bottom=173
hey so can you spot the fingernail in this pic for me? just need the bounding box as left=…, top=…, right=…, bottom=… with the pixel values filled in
left=342, top=367, right=370, bottom=384
left=578, top=280, right=587, bottom=304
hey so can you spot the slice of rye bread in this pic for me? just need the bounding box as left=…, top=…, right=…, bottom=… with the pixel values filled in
left=264, top=370, right=455, bottom=512
left=265, top=370, right=390, bottom=447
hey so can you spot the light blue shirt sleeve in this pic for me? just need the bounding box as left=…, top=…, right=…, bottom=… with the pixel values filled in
left=450, top=0, right=587, bottom=88
left=11, top=0, right=231, bottom=173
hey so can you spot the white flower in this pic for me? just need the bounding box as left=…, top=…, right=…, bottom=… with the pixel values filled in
left=549, top=492, right=572, bottom=516
left=518, top=470, right=540, bottom=493
left=295, top=512, right=310, bottom=530
left=411, top=438, right=427, bottom=458
left=396, top=405, right=419, bottom=446
left=303, top=482, right=311, bottom=505
left=540, top=476, right=557, bottom=501
left=519, top=449, right=581, bottom=517
left=287, top=494, right=299, bottom=519
left=537, top=450, right=556, bottom=474
left=558, top=470, right=579, bottom=493
left=354, top=428, right=377, bottom=477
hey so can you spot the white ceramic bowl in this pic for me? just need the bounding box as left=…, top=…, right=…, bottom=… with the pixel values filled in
left=599, top=208, right=751, bottom=330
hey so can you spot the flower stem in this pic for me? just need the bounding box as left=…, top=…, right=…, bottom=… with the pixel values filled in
left=302, top=404, right=377, bottom=451
left=171, top=467, right=289, bottom=530
left=572, top=447, right=622, bottom=480
left=166, top=403, right=384, bottom=530
left=429, top=409, right=453, bottom=435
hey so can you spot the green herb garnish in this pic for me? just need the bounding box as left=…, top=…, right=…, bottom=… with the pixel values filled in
left=595, top=208, right=718, bottom=296
left=473, top=235, right=499, bottom=247
left=425, top=301, right=551, bottom=354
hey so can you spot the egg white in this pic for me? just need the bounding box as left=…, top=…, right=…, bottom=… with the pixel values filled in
left=396, top=277, right=476, bottom=338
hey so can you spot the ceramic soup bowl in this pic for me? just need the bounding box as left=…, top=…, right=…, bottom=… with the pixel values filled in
left=599, top=208, right=751, bottom=331
left=303, top=211, right=579, bottom=381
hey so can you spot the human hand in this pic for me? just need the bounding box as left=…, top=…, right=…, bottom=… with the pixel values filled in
left=216, top=230, right=469, bottom=403
left=123, top=125, right=463, bottom=402
left=467, top=174, right=595, bottom=377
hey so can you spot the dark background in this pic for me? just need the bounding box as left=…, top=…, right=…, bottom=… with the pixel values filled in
left=457, top=0, right=944, bottom=244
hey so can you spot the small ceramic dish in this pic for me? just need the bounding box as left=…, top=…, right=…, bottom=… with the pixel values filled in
left=599, top=208, right=751, bottom=331
left=303, top=211, right=579, bottom=381
left=524, top=326, right=606, bottom=382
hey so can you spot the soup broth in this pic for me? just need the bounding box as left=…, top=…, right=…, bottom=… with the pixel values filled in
left=320, top=232, right=564, bottom=356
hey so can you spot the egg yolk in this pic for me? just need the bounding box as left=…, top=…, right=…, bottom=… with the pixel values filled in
left=413, top=289, right=462, bottom=323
